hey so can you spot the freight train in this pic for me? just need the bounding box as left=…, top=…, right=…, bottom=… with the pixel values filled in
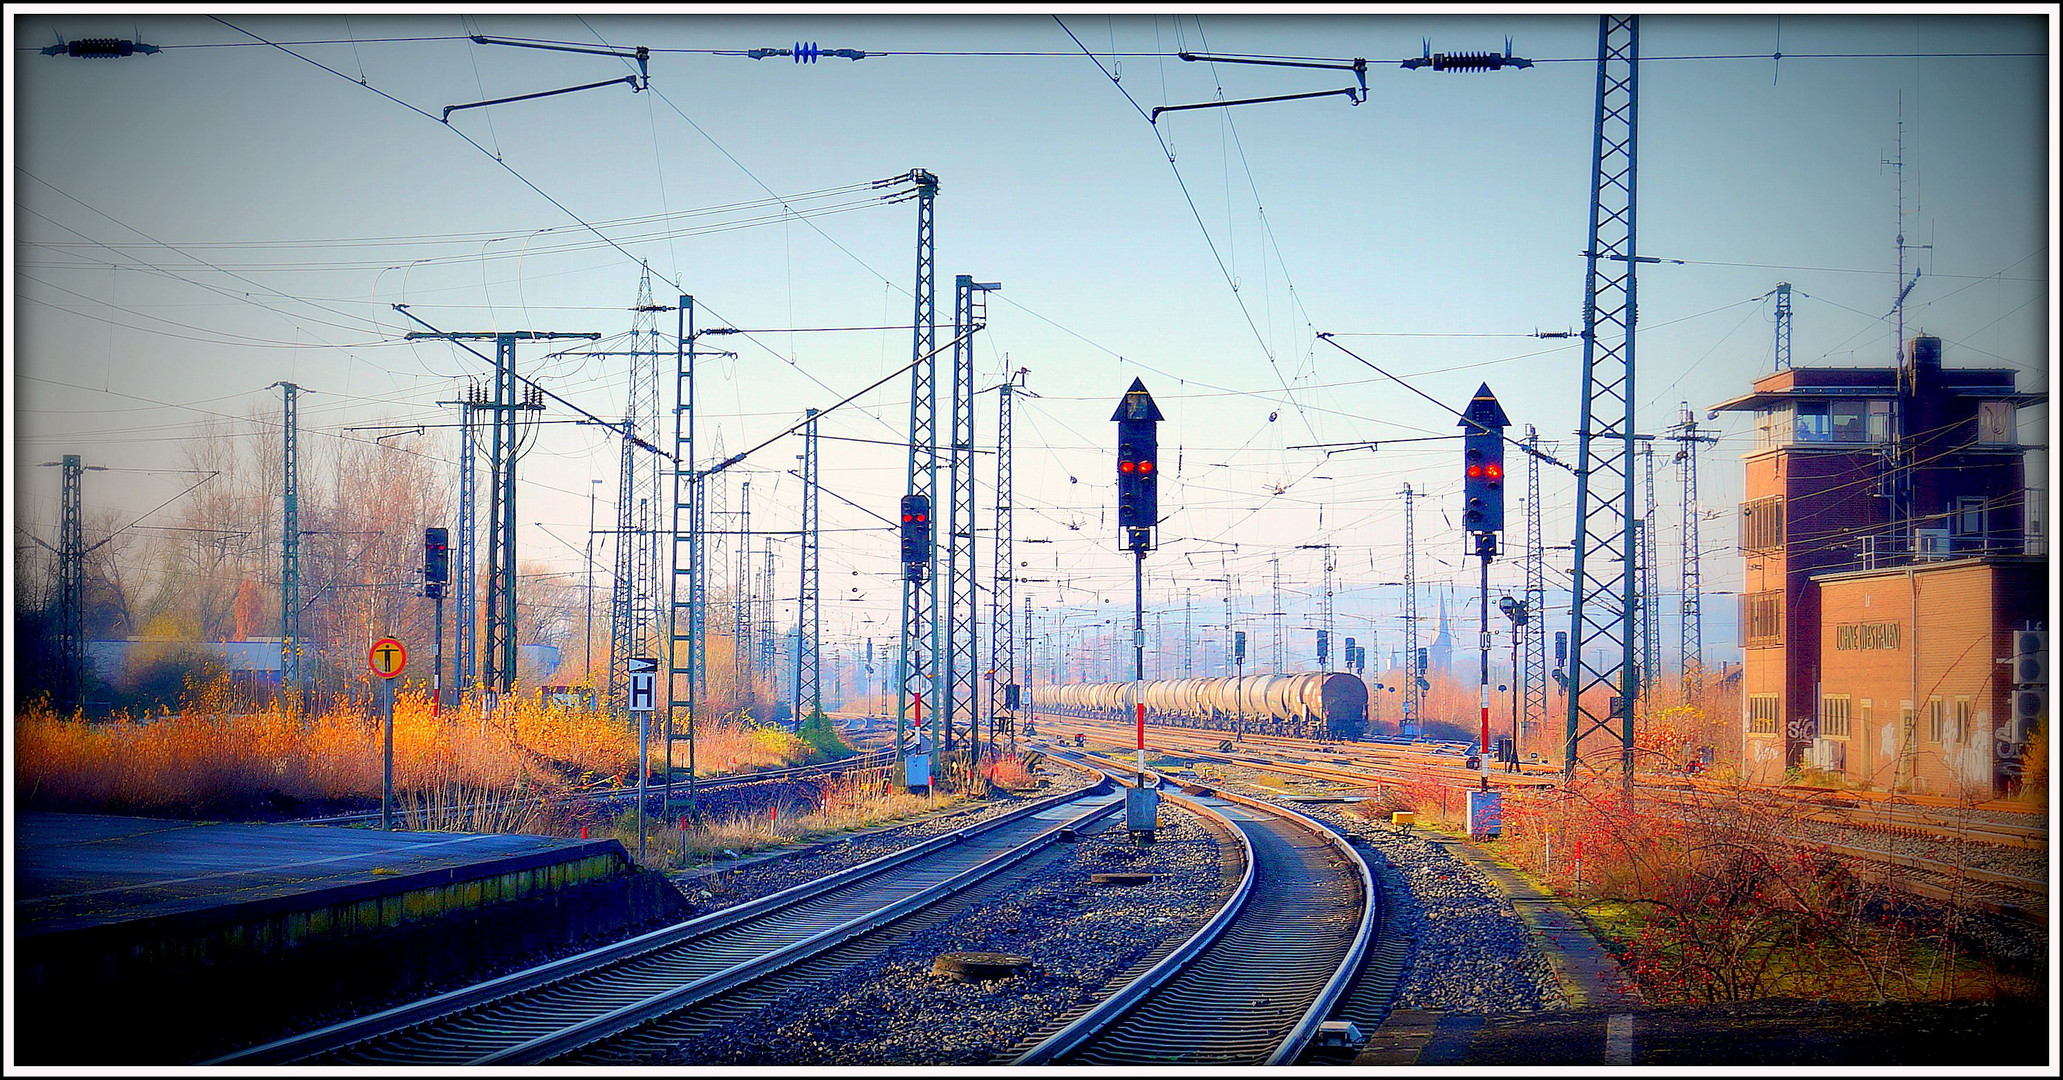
left=1037, top=673, right=1370, bottom=741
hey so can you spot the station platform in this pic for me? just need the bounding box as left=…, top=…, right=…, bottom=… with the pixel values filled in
left=14, top=813, right=689, bottom=1065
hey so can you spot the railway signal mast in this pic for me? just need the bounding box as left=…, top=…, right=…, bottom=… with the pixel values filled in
left=1461, top=383, right=1510, bottom=835
left=1460, top=383, right=1510, bottom=779
left=1114, top=378, right=1163, bottom=842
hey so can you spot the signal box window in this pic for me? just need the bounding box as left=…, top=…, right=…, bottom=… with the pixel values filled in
left=1926, top=697, right=1947, bottom=744
left=1820, top=695, right=1851, bottom=738
left=1794, top=401, right=1832, bottom=443
left=1739, top=497, right=1784, bottom=551
left=1830, top=400, right=1871, bottom=443
left=1742, top=590, right=1785, bottom=647
left=1748, top=694, right=1781, bottom=735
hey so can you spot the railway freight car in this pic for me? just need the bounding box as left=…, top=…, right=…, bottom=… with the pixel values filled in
left=1039, top=673, right=1369, bottom=741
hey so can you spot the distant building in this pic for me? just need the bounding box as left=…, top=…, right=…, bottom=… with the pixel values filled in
left=1709, top=334, right=2045, bottom=787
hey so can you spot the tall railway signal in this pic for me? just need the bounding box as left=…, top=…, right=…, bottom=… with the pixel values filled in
left=1460, top=384, right=1511, bottom=811
left=1113, top=379, right=1164, bottom=841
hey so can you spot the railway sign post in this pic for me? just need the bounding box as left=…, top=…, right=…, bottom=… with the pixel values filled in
left=628, top=657, right=657, bottom=860
left=368, top=637, right=407, bottom=831
left=1461, top=383, right=1509, bottom=833
left=1113, top=379, right=1163, bottom=841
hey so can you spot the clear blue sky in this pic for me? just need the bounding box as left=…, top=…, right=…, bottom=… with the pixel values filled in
left=9, top=10, right=2054, bottom=673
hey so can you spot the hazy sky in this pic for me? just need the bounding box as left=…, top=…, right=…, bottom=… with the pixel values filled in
left=9, top=9, right=2054, bottom=671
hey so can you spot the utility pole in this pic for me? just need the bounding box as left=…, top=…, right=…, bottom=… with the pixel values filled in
left=945, top=274, right=998, bottom=761
left=796, top=409, right=821, bottom=725
left=1669, top=402, right=1721, bottom=699
left=896, top=168, right=940, bottom=789
left=404, top=330, right=593, bottom=705
left=1296, top=544, right=1336, bottom=672
left=1271, top=555, right=1286, bottom=671
left=1182, top=589, right=1194, bottom=678
left=1565, top=14, right=1643, bottom=788
left=271, top=382, right=304, bottom=711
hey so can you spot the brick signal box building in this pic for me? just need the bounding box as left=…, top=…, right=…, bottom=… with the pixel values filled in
left=1709, top=335, right=2045, bottom=788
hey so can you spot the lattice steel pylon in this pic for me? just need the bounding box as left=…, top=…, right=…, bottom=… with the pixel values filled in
left=990, top=368, right=1027, bottom=756
left=1400, top=483, right=1426, bottom=738
left=612, top=266, right=668, bottom=717
left=273, top=382, right=302, bottom=708
left=665, top=295, right=703, bottom=818
left=759, top=544, right=776, bottom=686
left=1669, top=402, right=1721, bottom=700
left=1640, top=439, right=1660, bottom=692
left=945, top=274, right=996, bottom=759
left=706, top=437, right=729, bottom=676
left=1772, top=282, right=1793, bottom=371
left=56, top=454, right=85, bottom=713
left=404, top=330, right=593, bottom=699
left=454, top=390, right=481, bottom=705
left=1522, top=425, right=1549, bottom=755
left=796, top=408, right=821, bottom=723
left=895, top=169, right=939, bottom=771
left=1564, top=14, right=1642, bottom=787
left=736, top=480, right=753, bottom=685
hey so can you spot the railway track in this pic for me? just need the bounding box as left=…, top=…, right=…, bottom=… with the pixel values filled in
left=1013, top=746, right=1373, bottom=1066
left=209, top=763, right=1121, bottom=1066
left=287, top=748, right=896, bottom=829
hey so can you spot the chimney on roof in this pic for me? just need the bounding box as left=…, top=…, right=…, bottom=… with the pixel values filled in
left=1906, top=334, right=1942, bottom=372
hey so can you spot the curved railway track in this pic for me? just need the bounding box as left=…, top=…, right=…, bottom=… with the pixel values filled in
left=1014, top=748, right=1373, bottom=1066
left=210, top=765, right=1119, bottom=1066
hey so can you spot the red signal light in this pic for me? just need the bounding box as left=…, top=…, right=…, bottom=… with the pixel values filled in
left=1467, top=464, right=1483, bottom=478
left=1138, top=460, right=1153, bottom=473
left=1486, top=463, right=1502, bottom=479
left=1119, top=460, right=1136, bottom=473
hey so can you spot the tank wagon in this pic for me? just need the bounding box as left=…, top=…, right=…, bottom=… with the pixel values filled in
left=1039, top=673, right=1369, bottom=741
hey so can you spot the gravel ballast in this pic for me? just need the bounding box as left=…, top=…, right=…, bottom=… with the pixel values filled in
left=674, top=769, right=1100, bottom=914
left=660, top=802, right=1232, bottom=1065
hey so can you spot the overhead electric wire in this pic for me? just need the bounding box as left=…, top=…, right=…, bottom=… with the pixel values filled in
left=1056, top=14, right=1318, bottom=443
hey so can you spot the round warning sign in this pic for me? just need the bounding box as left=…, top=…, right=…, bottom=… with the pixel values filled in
left=367, top=637, right=408, bottom=679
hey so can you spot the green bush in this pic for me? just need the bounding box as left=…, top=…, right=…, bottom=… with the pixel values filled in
left=795, top=707, right=853, bottom=762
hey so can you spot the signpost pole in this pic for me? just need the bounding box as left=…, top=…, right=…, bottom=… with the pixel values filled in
left=368, top=637, right=407, bottom=831
left=382, top=676, right=395, bottom=831
left=627, top=657, right=657, bottom=863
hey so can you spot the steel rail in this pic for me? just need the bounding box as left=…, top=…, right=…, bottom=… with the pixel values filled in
left=208, top=772, right=1112, bottom=1065
left=1016, top=748, right=1373, bottom=1066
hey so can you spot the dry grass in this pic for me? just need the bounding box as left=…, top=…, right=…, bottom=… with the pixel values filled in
left=13, top=688, right=821, bottom=820
left=629, top=763, right=969, bottom=869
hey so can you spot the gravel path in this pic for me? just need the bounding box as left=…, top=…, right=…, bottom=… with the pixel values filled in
left=657, top=803, right=1232, bottom=1066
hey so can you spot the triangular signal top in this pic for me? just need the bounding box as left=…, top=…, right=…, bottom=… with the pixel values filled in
left=1111, top=377, right=1165, bottom=422
left=1458, top=382, right=1511, bottom=429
